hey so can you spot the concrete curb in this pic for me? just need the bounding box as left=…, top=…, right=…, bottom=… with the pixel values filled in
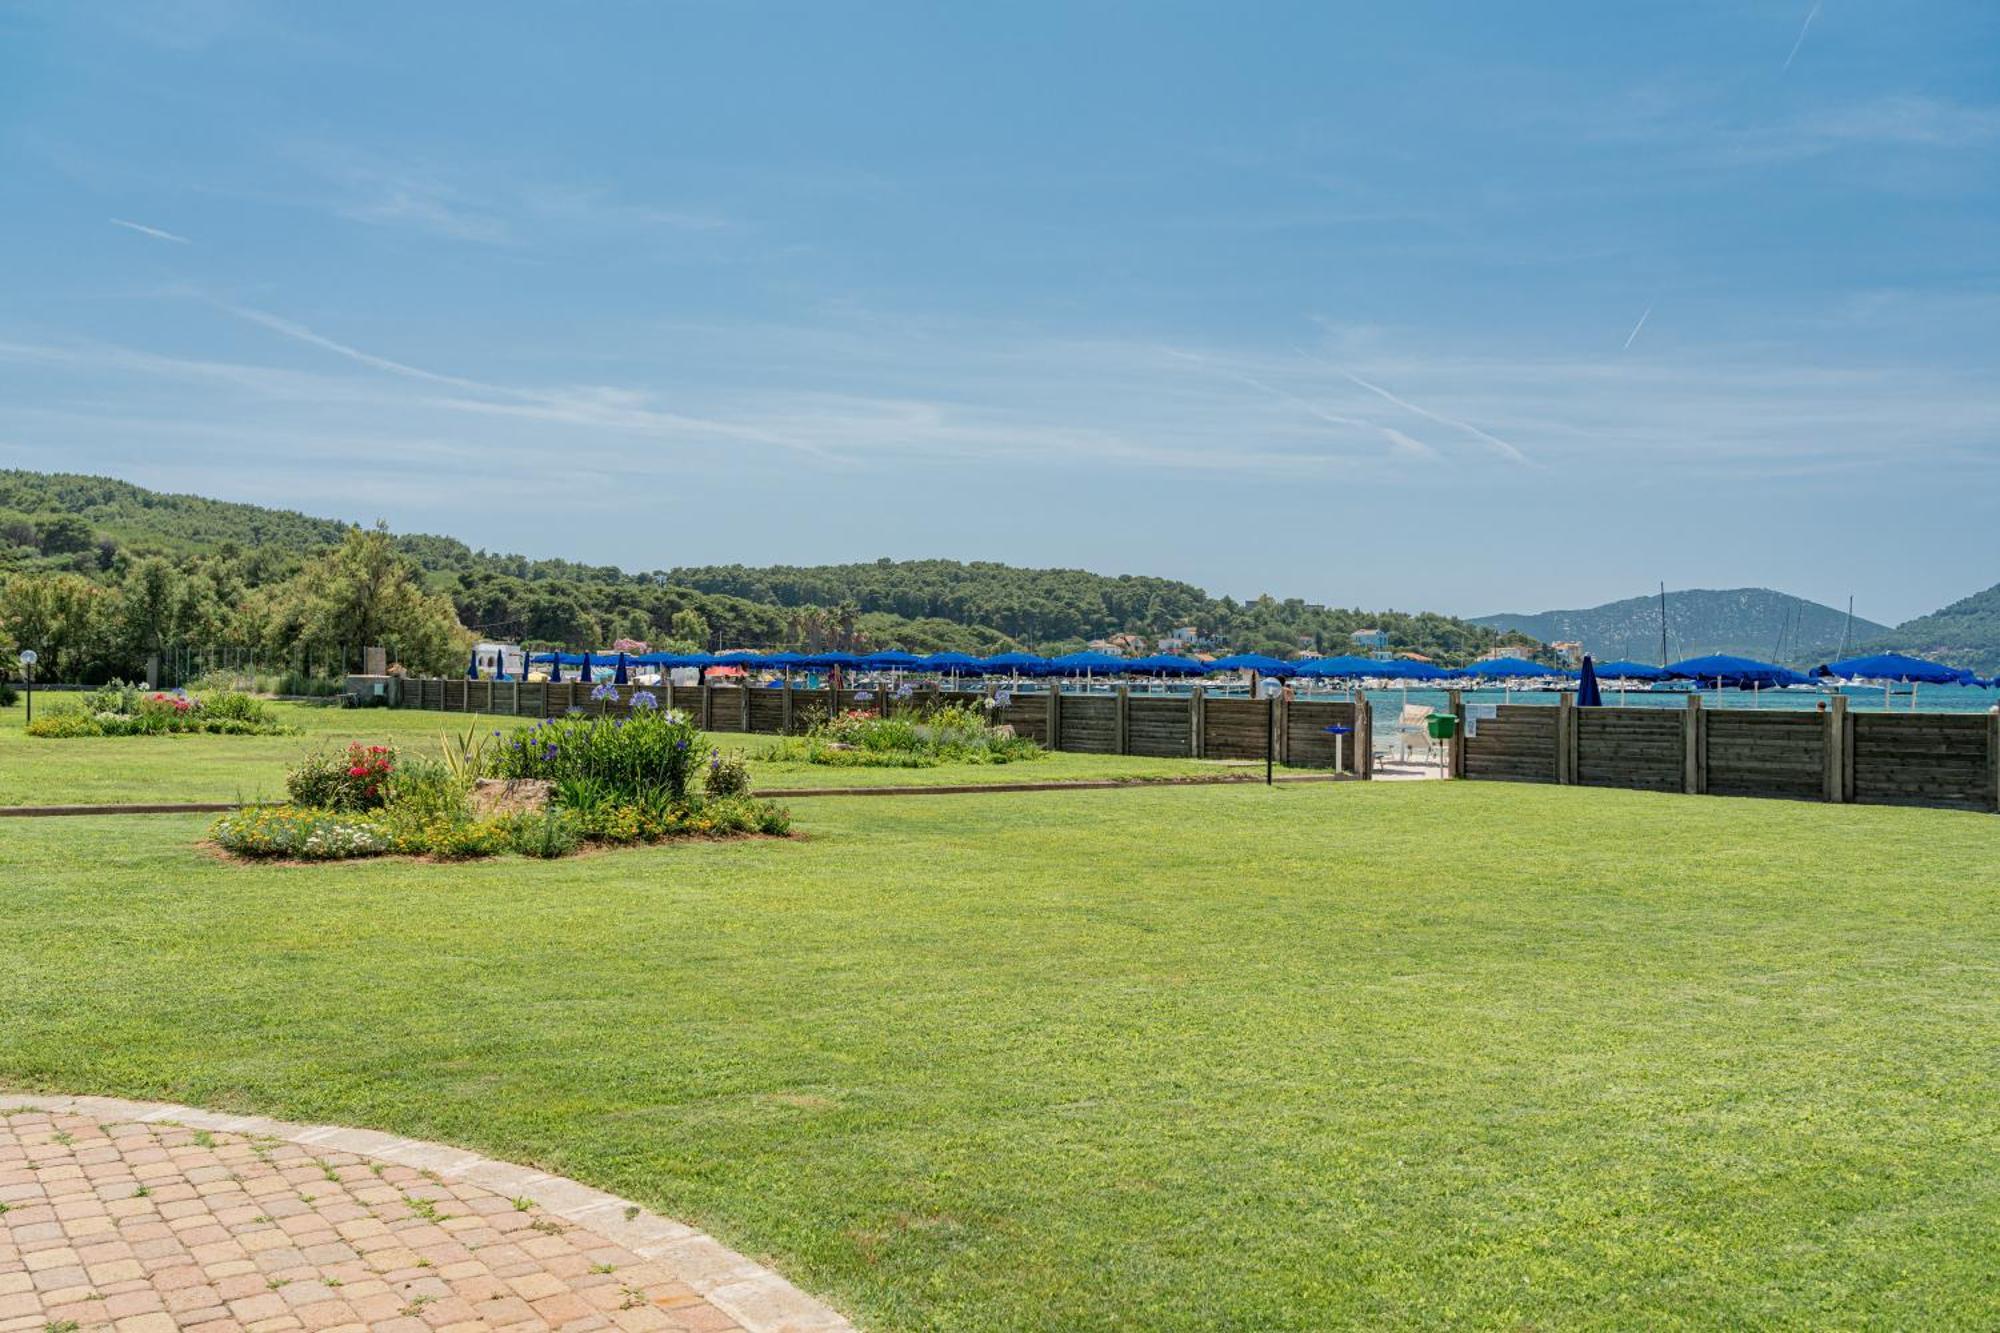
left=0, top=1090, right=856, bottom=1333
left=0, top=772, right=1348, bottom=817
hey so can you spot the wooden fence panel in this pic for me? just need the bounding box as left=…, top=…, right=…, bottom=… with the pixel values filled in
left=1059, top=695, right=1119, bottom=754
left=1462, top=705, right=1556, bottom=782
left=1706, top=712, right=1823, bottom=801
left=747, top=688, right=787, bottom=734
left=995, top=695, right=1048, bottom=745
left=1576, top=707, right=1682, bottom=792
left=1202, top=697, right=1273, bottom=760
left=1287, top=699, right=1359, bottom=771
left=1127, top=697, right=1193, bottom=757
left=1852, top=713, right=1992, bottom=811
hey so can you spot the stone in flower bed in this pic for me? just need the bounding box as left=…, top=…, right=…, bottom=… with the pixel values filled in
left=212, top=715, right=789, bottom=862
left=26, top=681, right=297, bottom=737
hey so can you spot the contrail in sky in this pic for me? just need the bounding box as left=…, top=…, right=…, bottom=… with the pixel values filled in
left=110, top=218, right=190, bottom=244
left=1327, top=363, right=1532, bottom=467
left=1622, top=305, right=1652, bottom=351
left=1782, top=2, right=1821, bottom=73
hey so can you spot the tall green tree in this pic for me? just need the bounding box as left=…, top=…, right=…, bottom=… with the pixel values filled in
left=274, top=526, right=470, bottom=675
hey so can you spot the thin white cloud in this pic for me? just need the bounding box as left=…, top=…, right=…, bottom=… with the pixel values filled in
left=1622, top=305, right=1652, bottom=351
left=1166, top=349, right=1440, bottom=462
left=208, top=300, right=840, bottom=460
left=1316, top=361, right=1534, bottom=467
left=1783, top=2, right=1821, bottom=74
left=109, top=218, right=191, bottom=244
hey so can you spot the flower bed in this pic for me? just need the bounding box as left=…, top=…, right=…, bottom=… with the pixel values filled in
left=26, top=683, right=296, bottom=738
left=213, top=711, right=788, bottom=863
left=769, top=701, right=1045, bottom=768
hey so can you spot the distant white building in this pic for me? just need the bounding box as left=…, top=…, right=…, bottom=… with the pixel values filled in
left=1352, top=628, right=1389, bottom=650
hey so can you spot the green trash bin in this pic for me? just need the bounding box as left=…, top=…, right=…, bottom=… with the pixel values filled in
left=1426, top=714, right=1458, bottom=741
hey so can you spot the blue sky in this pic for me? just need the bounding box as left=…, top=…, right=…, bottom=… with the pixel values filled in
left=1, top=1, right=1994, bottom=624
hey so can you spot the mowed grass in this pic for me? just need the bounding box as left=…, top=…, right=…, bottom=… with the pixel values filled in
left=3, top=781, right=1997, bottom=1329
left=0, top=701, right=1270, bottom=806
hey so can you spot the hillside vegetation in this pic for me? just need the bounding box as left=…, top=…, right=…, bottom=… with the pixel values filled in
left=0, top=470, right=1524, bottom=682
left=1873, top=583, right=2000, bottom=674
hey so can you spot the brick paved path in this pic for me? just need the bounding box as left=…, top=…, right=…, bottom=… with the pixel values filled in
left=0, top=1099, right=849, bottom=1333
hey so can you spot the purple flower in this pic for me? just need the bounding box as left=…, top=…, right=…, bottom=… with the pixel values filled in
left=629, top=690, right=659, bottom=711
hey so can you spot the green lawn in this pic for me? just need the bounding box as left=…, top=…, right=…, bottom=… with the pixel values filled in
left=3, top=781, right=1996, bottom=1329
left=0, top=701, right=1270, bottom=806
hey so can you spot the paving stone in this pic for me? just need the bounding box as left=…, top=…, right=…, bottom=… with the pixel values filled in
left=0, top=1102, right=849, bottom=1332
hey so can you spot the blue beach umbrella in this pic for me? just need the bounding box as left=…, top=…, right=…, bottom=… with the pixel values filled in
left=1667, top=654, right=1811, bottom=689
left=1207, top=653, right=1296, bottom=677
left=1816, top=652, right=1977, bottom=685
left=547, top=653, right=563, bottom=683
left=1296, top=655, right=1392, bottom=679
left=1577, top=655, right=1603, bottom=707
left=1463, top=656, right=1557, bottom=680
left=1126, top=654, right=1207, bottom=677
left=1593, top=660, right=1673, bottom=682
left=859, top=651, right=925, bottom=670
left=614, top=652, right=629, bottom=685
left=579, top=651, right=596, bottom=684
left=979, top=652, right=1047, bottom=680
left=464, top=649, right=479, bottom=680
left=1371, top=659, right=1450, bottom=681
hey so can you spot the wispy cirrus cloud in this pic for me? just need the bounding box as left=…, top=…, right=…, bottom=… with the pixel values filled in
left=289, top=144, right=735, bottom=246
left=109, top=218, right=191, bottom=244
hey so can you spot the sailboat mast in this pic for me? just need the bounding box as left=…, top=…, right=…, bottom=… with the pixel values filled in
left=1839, top=596, right=1854, bottom=660
left=1658, top=582, right=1669, bottom=668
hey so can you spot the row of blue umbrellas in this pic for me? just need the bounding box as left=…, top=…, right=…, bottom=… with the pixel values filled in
left=477, top=647, right=1991, bottom=688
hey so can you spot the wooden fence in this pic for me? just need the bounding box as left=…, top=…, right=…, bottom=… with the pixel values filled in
left=375, top=678, right=1372, bottom=775
left=1457, top=693, right=2000, bottom=812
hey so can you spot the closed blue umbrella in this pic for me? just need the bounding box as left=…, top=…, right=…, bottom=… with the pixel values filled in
left=1577, top=654, right=1603, bottom=707
left=547, top=653, right=563, bottom=683
left=614, top=652, right=629, bottom=685
left=465, top=649, right=479, bottom=680
left=580, top=651, right=595, bottom=684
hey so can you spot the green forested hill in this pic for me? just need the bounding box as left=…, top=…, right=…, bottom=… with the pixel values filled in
left=0, top=470, right=1526, bottom=680
left=1873, top=583, right=2000, bottom=674
left=1473, top=588, right=1890, bottom=667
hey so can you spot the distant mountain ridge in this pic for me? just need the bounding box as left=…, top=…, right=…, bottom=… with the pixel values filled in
left=1472, top=589, right=1890, bottom=667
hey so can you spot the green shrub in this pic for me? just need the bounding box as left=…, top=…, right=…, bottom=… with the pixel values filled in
left=505, top=807, right=585, bottom=859
left=24, top=680, right=294, bottom=738
left=199, top=690, right=278, bottom=726
left=286, top=743, right=397, bottom=812
left=25, top=709, right=104, bottom=738
left=492, top=706, right=702, bottom=802
left=210, top=806, right=390, bottom=860
left=772, top=702, right=1044, bottom=769
left=380, top=755, right=470, bottom=825
left=703, top=749, right=753, bottom=798
left=0, top=680, right=16, bottom=708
